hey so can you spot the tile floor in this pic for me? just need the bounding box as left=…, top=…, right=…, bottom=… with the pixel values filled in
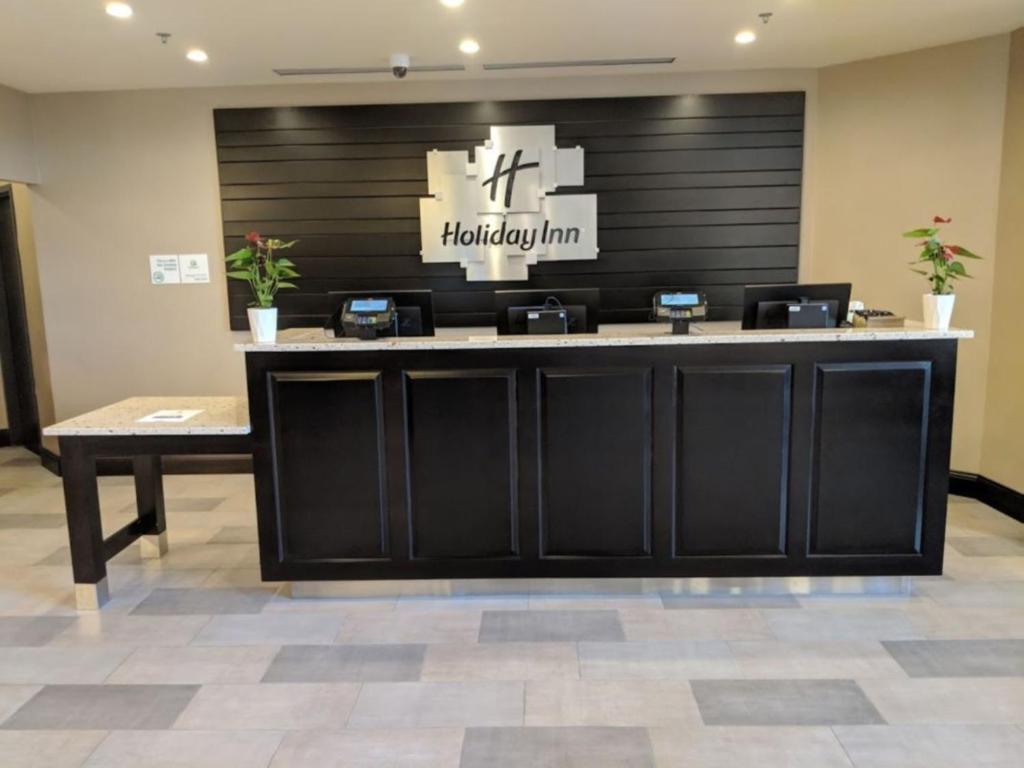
left=0, top=445, right=1021, bottom=766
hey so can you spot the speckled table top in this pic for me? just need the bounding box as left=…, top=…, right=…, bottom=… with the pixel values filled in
left=43, top=396, right=251, bottom=436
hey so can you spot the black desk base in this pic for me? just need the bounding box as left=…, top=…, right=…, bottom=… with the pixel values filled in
left=245, top=339, right=957, bottom=583
left=58, top=434, right=252, bottom=609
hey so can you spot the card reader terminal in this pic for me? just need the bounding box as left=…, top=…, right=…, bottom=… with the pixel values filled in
left=341, top=297, right=396, bottom=339
left=653, top=291, right=708, bottom=335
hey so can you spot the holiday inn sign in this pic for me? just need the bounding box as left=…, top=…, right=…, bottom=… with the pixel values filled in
left=419, top=125, right=598, bottom=281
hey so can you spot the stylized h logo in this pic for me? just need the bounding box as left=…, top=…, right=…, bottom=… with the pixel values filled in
left=480, top=149, right=540, bottom=208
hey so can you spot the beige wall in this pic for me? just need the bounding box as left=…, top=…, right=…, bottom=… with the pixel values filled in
left=809, top=35, right=1011, bottom=474
left=26, top=68, right=818, bottom=421
left=0, top=83, right=38, bottom=184
left=981, top=28, right=1024, bottom=490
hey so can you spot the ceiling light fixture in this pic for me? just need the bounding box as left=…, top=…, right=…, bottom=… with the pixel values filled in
left=186, top=48, right=209, bottom=63
left=459, top=38, right=480, bottom=55
left=440, top=0, right=465, bottom=7
left=104, top=2, right=133, bottom=19
left=735, top=30, right=757, bottom=45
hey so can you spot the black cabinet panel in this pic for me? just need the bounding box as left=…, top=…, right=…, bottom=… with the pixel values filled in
left=269, top=372, right=388, bottom=561
left=675, top=365, right=791, bottom=556
left=538, top=368, right=652, bottom=557
left=810, top=362, right=931, bottom=555
left=403, top=370, right=518, bottom=559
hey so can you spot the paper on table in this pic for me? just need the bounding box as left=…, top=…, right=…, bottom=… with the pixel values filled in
left=137, top=409, right=204, bottom=424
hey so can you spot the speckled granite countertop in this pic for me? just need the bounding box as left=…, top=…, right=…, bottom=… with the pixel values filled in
left=43, top=396, right=251, bottom=436
left=235, top=321, right=972, bottom=353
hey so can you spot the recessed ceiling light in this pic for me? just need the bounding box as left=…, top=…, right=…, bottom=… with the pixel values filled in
left=105, top=2, right=133, bottom=19
left=459, top=38, right=480, bottom=55
left=735, top=30, right=757, bottom=45
left=186, top=48, right=209, bottom=63
left=440, top=0, right=465, bottom=7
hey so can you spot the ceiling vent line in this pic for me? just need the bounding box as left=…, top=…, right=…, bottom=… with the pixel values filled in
left=274, top=64, right=465, bottom=76
left=483, top=57, right=676, bottom=71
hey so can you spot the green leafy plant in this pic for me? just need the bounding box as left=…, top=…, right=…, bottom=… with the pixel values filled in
left=902, top=216, right=980, bottom=295
left=225, top=231, right=300, bottom=308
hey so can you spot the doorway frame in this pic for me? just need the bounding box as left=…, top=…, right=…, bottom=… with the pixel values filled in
left=0, top=184, right=41, bottom=453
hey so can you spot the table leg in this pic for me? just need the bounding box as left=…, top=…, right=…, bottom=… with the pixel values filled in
left=133, top=455, right=168, bottom=559
left=58, top=438, right=109, bottom=610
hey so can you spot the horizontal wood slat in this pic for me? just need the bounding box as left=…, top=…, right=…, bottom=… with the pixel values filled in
left=215, top=93, right=805, bottom=330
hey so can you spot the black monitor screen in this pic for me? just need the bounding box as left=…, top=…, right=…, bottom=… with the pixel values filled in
left=741, top=283, right=852, bottom=330
left=494, top=288, right=601, bottom=334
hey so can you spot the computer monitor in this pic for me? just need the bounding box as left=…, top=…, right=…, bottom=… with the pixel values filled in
left=741, top=283, right=852, bottom=330
left=494, top=288, right=601, bottom=335
left=327, top=289, right=435, bottom=337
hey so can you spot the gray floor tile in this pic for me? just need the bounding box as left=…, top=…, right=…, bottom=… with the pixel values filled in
left=348, top=682, right=523, bottom=728
left=269, top=728, right=463, bottom=768
left=479, top=610, right=625, bottom=642
left=882, top=639, right=1024, bottom=677
left=0, top=617, right=75, bottom=646
left=0, top=514, right=65, bottom=529
left=833, top=724, right=1024, bottom=768
left=263, top=644, right=426, bottom=682
left=461, top=726, right=655, bottom=768
left=2, top=684, right=199, bottom=730
left=660, top=594, right=801, bottom=609
left=83, top=730, right=285, bottom=768
left=690, top=679, right=885, bottom=726
left=947, top=537, right=1024, bottom=557
left=131, top=587, right=274, bottom=615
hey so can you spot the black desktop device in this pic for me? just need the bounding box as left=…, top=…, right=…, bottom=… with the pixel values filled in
left=653, top=290, right=708, bottom=335
left=495, top=288, right=601, bottom=335
left=326, top=289, right=435, bottom=338
left=741, top=283, right=852, bottom=330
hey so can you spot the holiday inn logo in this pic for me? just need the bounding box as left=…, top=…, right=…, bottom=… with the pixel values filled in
left=419, top=125, right=598, bottom=281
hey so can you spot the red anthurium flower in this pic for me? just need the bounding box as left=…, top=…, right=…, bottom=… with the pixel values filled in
left=933, top=216, right=952, bottom=224
left=942, top=246, right=955, bottom=262
left=948, top=245, right=966, bottom=255
left=245, top=231, right=262, bottom=244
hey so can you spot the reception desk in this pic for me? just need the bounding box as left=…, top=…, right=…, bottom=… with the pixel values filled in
left=237, top=322, right=970, bottom=583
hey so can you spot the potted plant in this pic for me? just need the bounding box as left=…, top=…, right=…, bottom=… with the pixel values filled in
left=226, top=232, right=300, bottom=343
left=902, top=216, right=980, bottom=330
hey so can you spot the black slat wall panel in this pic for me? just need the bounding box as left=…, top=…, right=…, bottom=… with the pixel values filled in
left=214, top=92, right=805, bottom=330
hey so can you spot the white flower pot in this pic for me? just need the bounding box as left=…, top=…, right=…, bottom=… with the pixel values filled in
left=247, top=307, right=278, bottom=343
left=922, top=293, right=955, bottom=330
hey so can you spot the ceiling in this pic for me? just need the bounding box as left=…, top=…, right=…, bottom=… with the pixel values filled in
left=1, top=0, right=1022, bottom=93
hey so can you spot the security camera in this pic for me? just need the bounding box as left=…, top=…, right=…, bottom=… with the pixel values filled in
left=390, top=53, right=410, bottom=79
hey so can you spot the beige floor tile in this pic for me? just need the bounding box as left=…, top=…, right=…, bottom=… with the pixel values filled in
left=48, top=614, right=210, bottom=646
left=174, top=683, right=360, bottom=730
left=619, top=608, right=774, bottom=641
left=833, top=724, right=1024, bottom=768
left=0, top=730, right=109, bottom=768
left=83, top=730, right=284, bottom=768
left=348, top=681, right=524, bottom=728
left=858, top=677, right=1024, bottom=724
left=0, top=685, right=43, bottom=722
left=729, top=640, right=907, bottom=679
left=0, top=646, right=134, bottom=684
left=192, top=613, right=344, bottom=646
left=579, top=640, right=740, bottom=679
left=336, top=610, right=482, bottom=644
left=269, top=728, right=464, bottom=768
left=106, top=645, right=279, bottom=684
left=649, top=725, right=854, bottom=767
left=525, top=679, right=700, bottom=727
left=421, top=642, right=579, bottom=681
